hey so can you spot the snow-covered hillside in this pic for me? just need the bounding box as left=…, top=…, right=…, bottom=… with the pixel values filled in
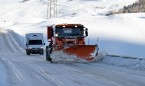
left=0, top=0, right=145, bottom=58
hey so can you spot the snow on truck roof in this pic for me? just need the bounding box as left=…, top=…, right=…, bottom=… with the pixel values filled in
left=55, top=24, right=84, bottom=28
left=26, top=33, right=43, bottom=35
left=25, top=33, right=43, bottom=40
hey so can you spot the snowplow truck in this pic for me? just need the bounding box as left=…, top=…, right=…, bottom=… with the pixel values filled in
left=46, top=24, right=99, bottom=63
left=25, top=33, right=45, bottom=55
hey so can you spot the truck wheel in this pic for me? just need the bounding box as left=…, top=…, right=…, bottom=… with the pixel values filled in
left=46, top=55, right=52, bottom=63
left=46, top=52, right=52, bottom=63
left=46, top=46, right=52, bottom=63
left=26, top=50, right=30, bottom=55
left=40, top=50, right=44, bottom=55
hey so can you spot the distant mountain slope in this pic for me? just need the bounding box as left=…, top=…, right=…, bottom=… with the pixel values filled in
left=108, top=0, right=145, bottom=15
left=121, top=0, right=145, bottom=13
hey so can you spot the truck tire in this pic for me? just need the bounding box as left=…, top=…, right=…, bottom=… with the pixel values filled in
left=46, top=46, right=52, bottom=63
left=40, top=49, right=44, bottom=55
left=26, top=50, right=30, bottom=55
left=41, top=50, right=44, bottom=55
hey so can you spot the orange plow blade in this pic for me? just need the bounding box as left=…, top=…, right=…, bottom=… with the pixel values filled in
left=64, top=45, right=98, bottom=61
left=50, top=45, right=99, bottom=63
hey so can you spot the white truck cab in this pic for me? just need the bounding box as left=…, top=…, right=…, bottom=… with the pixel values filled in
left=25, top=33, right=45, bottom=55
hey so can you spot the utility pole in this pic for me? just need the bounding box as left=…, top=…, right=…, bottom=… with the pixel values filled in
left=47, top=0, right=57, bottom=19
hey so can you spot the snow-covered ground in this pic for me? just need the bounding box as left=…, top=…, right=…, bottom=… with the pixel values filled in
left=0, top=29, right=145, bottom=86
left=0, top=0, right=145, bottom=86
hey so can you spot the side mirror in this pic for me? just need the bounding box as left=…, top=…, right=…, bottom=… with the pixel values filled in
left=26, top=43, right=28, bottom=46
left=47, top=26, right=54, bottom=39
left=43, top=43, right=45, bottom=45
left=51, top=29, right=54, bottom=37
left=85, top=28, right=88, bottom=36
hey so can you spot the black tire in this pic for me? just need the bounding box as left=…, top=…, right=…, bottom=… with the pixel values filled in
left=41, top=50, right=44, bottom=55
left=96, top=52, right=98, bottom=56
left=46, top=46, right=52, bottom=63
left=46, top=55, right=52, bottom=63
left=26, top=50, right=30, bottom=55
left=40, top=49, right=44, bottom=55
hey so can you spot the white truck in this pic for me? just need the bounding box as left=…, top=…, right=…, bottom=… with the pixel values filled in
left=25, top=33, right=45, bottom=55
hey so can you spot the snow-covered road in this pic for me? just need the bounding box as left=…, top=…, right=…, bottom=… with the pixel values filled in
left=0, top=29, right=145, bottom=86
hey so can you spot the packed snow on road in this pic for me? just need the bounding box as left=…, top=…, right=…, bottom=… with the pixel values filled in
left=0, top=0, right=145, bottom=86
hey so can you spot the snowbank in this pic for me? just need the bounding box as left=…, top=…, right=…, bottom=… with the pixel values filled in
left=101, top=56, right=145, bottom=71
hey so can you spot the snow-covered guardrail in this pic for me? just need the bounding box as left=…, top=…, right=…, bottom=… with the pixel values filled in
left=107, top=54, right=145, bottom=60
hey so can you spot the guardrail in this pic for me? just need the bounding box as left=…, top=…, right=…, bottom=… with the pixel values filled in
left=107, top=54, right=145, bottom=60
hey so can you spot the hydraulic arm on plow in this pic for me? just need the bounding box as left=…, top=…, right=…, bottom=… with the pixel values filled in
left=46, top=24, right=99, bottom=63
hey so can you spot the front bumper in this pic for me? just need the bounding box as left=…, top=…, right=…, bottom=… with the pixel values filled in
left=27, top=48, right=43, bottom=54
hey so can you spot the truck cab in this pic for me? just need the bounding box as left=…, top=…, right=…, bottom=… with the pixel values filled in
left=47, top=24, right=88, bottom=47
left=25, top=33, right=45, bottom=55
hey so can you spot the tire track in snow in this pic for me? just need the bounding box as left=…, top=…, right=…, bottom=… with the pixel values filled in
left=27, top=62, right=115, bottom=86
left=0, top=57, right=24, bottom=86
left=0, top=57, right=9, bottom=86
left=64, top=63, right=145, bottom=86
left=55, top=63, right=119, bottom=86
left=10, top=60, right=62, bottom=86
left=25, top=63, right=65, bottom=86
left=22, top=60, right=95, bottom=86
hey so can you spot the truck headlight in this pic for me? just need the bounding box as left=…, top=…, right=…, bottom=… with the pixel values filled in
left=41, top=47, right=43, bottom=49
left=55, top=34, right=58, bottom=37
left=28, top=47, right=32, bottom=49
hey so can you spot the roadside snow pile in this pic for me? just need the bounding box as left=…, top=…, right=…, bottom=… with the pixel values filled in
left=94, top=51, right=107, bottom=61
left=8, top=30, right=26, bottom=49
left=101, top=56, right=145, bottom=71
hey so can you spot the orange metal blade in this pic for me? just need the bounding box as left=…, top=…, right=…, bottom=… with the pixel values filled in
left=63, top=45, right=96, bottom=61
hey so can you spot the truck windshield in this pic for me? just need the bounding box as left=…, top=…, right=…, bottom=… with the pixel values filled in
left=56, top=28, right=84, bottom=37
left=29, top=40, right=42, bottom=45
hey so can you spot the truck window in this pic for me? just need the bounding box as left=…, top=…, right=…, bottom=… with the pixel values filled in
left=56, top=28, right=84, bottom=37
left=29, top=40, right=42, bottom=45
left=63, top=28, right=72, bottom=33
